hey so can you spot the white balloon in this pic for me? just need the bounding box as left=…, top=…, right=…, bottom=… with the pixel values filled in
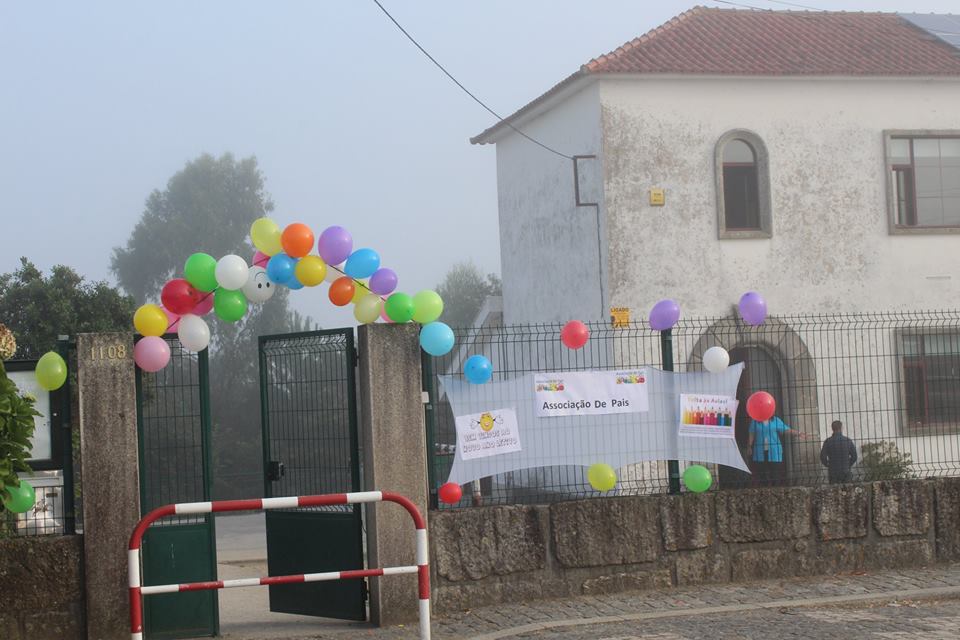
left=703, top=346, right=730, bottom=374
left=324, top=262, right=346, bottom=284
left=215, top=254, right=249, bottom=290
left=178, top=314, right=210, bottom=352
left=242, top=266, right=276, bottom=303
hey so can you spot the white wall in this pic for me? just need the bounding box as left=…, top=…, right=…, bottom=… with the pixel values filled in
left=599, top=77, right=960, bottom=318
left=494, top=83, right=606, bottom=325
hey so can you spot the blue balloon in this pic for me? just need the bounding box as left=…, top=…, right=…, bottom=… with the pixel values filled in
left=266, top=254, right=296, bottom=285
left=419, top=322, right=455, bottom=357
left=344, top=248, right=381, bottom=279
left=464, top=355, right=493, bottom=384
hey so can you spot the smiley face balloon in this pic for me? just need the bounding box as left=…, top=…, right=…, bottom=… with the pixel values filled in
left=242, top=266, right=276, bottom=303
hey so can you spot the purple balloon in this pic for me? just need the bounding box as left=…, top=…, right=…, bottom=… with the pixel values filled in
left=649, top=299, right=681, bottom=331
left=369, top=268, right=398, bottom=296
left=739, top=291, right=767, bottom=326
left=317, top=226, right=353, bottom=266
left=134, top=336, right=171, bottom=372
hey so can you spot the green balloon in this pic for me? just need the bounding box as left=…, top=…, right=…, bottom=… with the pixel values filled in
left=587, top=463, right=617, bottom=492
left=35, top=351, right=67, bottom=391
left=412, top=290, right=444, bottom=324
left=385, top=293, right=415, bottom=323
left=683, top=464, right=713, bottom=493
left=214, top=289, right=248, bottom=322
left=184, top=253, right=218, bottom=292
left=3, top=480, right=36, bottom=514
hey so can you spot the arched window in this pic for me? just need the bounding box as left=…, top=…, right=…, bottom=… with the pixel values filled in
left=715, top=130, right=772, bottom=239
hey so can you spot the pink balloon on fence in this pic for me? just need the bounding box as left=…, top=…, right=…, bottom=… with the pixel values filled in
left=193, top=292, right=214, bottom=316
left=379, top=301, right=393, bottom=323
left=162, top=307, right=181, bottom=332
left=134, top=336, right=171, bottom=372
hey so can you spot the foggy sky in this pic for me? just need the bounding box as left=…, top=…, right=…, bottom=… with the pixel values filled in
left=2, top=0, right=957, bottom=329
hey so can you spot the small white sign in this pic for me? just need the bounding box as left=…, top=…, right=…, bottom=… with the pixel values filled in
left=7, top=369, right=52, bottom=461
left=455, top=408, right=522, bottom=460
left=679, top=393, right=737, bottom=439
left=535, top=370, right=649, bottom=418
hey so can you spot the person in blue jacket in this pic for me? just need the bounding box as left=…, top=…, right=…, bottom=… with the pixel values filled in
left=747, top=415, right=807, bottom=485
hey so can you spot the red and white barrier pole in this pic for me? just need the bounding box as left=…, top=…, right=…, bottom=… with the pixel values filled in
left=128, top=491, right=430, bottom=640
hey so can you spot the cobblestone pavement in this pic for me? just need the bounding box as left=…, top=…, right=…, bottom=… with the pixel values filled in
left=229, top=564, right=960, bottom=639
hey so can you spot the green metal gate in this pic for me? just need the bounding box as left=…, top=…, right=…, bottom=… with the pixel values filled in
left=259, top=329, right=365, bottom=620
left=136, top=336, right=218, bottom=639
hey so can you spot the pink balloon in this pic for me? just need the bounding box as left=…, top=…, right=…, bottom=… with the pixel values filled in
left=193, top=292, right=214, bottom=316
left=252, top=250, right=270, bottom=268
left=162, top=307, right=181, bottom=333
left=379, top=300, right=393, bottom=323
left=134, top=336, right=171, bottom=372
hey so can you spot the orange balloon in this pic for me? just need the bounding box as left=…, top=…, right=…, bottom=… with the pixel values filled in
left=329, top=277, right=356, bottom=307
left=281, top=223, right=315, bottom=258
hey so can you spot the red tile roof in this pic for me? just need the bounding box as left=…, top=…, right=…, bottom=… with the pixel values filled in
left=472, top=7, right=960, bottom=144
left=587, top=7, right=960, bottom=76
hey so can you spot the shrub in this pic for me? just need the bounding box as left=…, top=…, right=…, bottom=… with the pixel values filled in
left=861, top=441, right=913, bottom=481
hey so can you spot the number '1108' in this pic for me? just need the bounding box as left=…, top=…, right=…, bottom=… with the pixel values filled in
left=89, top=345, right=127, bottom=360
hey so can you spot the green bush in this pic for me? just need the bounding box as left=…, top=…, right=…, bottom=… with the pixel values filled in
left=0, top=360, right=39, bottom=503
left=861, top=441, right=914, bottom=481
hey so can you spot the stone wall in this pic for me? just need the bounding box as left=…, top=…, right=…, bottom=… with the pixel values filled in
left=1, top=535, right=85, bottom=639
left=430, top=478, right=960, bottom=612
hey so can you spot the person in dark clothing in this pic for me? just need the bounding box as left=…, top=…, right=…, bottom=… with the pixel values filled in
left=820, top=420, right=857, bottom=484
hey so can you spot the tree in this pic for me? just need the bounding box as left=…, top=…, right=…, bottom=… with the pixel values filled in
left=435, top=262, right=502, bottom=328
left=0, top=258, right=135, bottom=359
left=111, top=152, right=311, bottom=499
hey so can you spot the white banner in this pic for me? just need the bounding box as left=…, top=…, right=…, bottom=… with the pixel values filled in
left=455, top=408, right=522, bottom=460
left=440, top=364, right=750, bottom=486
left=678, top=394, right=737, bottom=439
left=535, top=369, right=649, bottom=417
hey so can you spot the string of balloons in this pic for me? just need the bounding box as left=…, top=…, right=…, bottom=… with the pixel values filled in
left=130, top=218, right=455, bottom=371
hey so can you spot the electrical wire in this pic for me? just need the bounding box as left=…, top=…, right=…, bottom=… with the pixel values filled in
left=370, top=0, right=572, bottom=159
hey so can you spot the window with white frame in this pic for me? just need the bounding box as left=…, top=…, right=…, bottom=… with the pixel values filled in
left=887, top=133, right=960, bottom=231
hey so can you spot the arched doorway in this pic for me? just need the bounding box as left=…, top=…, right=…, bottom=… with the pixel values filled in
left=719, top=345, right=786, bottom=488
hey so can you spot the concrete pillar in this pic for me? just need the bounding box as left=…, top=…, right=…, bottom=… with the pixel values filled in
left=357, top=324, right=429, bottom=626
left=77, top=333, right=140, bottom=640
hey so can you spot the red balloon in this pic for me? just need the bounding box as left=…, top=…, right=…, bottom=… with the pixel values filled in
left=161, top=279, right=201, bottom=315
left=746, top=391, right=776, bottom=422
left=328, top=277, right=355, bottom=307
left=560, top=320, right=590, bottom=350
left=438, top=482, right=462, bottom=505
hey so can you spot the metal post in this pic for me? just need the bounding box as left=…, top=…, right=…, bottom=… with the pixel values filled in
left=660, top=329, right=681, bottom=494
left=57, top=337, right=76, bottom=535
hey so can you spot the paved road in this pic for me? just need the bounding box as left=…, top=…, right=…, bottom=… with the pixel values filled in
left=506, top=599, right=960, bottom=639
left=215, top=564, right=960, bottom=639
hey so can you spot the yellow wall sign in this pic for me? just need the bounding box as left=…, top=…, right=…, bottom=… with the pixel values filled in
left=610, top=307, right=630, bottom=328
left=649, top=188, right=665, bottom=206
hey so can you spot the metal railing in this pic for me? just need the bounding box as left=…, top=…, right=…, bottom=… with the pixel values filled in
left=423, top=311, right=960, bottom=508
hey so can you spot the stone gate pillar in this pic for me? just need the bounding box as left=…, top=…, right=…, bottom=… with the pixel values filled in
left=357, top=324, right=429, bottom=626
left=76, top=332, right=140, bottom=640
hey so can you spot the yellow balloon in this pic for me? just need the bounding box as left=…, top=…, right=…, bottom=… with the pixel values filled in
left=294, top=255, right=327, bottom=286
left=250, top=217, right=282, bottom=256
left=134, top=304, right=168, bottom=337
left=351, top=280, right=370, bottom=304
left=354, top=294, right=381, bottom=324
left=587, top=463, right=617, bottom=492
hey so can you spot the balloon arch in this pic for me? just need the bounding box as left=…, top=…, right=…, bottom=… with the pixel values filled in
left=131, top=218, right=455, bottom=372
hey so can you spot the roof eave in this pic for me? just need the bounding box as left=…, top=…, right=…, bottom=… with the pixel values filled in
left=470, top=69, right=594, bottom=145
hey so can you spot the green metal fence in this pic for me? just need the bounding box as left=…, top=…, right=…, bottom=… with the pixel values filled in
left=136, top=335, right=218, bottom=638
left=424, top=311, right=960, bottom=508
